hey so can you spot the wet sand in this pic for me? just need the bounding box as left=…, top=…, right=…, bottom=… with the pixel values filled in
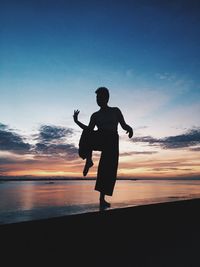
left=1, top=199, right=200, bottom=267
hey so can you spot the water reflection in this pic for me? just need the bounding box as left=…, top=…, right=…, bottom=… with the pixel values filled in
left=0, top=180, right=200, bottom=224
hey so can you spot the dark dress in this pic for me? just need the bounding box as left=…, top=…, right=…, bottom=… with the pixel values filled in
left=79, top=129, right=119, bottom=196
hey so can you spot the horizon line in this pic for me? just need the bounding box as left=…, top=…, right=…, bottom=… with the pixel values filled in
left=0, top=176, right=200, bottom=181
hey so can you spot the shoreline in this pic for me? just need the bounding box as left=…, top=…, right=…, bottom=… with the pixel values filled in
left=1, top=198, right=200, bottom=266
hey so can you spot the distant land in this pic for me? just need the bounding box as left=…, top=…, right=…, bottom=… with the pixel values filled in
left=0, top=176, right=200, bottom=181
left=0, top=176, right=136, bottom=181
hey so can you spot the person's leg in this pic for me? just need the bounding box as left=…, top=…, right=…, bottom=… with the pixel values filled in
left=83, top=150, right=94, bottom=176
left=79, top=129, right=96, bottom=177
left=83, top=130, right=103, bottom=177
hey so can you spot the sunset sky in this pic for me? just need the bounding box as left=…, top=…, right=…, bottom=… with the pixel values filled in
left=0, top=0, right=200, bottom=179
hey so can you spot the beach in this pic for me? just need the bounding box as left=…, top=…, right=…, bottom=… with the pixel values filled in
left=1, top=198, right=200, bottom=267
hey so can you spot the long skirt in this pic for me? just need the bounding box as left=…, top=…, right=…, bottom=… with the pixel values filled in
left=79, top=129, right=119, bottom=196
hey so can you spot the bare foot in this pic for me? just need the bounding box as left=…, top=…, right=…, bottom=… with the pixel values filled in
left=83, top=160, right=94, bottom=176
left=100, top=199, right=111, bottom=208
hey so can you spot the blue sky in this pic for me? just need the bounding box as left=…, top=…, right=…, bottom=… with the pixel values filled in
left=0, top=0, right=200, bottom=178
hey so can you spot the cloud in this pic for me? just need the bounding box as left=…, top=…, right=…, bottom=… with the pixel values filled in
left=190, top=147, right=200, bottom=152
left=133, top=128, right=200, bottom=149
left=34, top=125, right=78, bottom=160
left=133, top=136, right=158, bottom=144
left=161, top=129, right=200, bottom=149
left=152, top=167, right=193, bottom=172
left=0, top=158, right=16, bottom=164
left=120, top=151, right=157, bottom=156
left=119, top=88, right=171, bottom=122
left=0, top=166, right=8, bottom=174
left=155, top=72, right=176, bottom=81
left=0, top=123, right=31, bottom=154
left=36, top=125, right=74, bottom=144
left=0, top=155, right=38, bottom=165
left=35, top=143, right=78, bottom=159
left=0, top=123, right=78, bottom=160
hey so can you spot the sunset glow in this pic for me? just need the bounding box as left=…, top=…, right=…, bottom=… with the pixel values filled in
left=0, top=0, right=200, bottom=179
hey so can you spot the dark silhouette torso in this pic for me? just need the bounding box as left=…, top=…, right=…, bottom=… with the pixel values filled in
left=92, top=107, right=120, bottom=132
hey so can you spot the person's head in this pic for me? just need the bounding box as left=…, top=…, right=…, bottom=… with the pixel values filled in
left=95, top=87, right=110, bottom=107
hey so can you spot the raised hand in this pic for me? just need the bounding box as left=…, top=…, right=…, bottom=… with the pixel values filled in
left=126, top=127, right=133, bottom=138
left=73, top=110, right=80, bottom=122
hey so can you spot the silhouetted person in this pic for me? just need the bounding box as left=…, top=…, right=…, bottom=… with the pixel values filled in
left=73, top=87, right=133, bottom=207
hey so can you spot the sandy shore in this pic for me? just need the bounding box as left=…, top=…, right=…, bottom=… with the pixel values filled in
left=1, top=199, right=200, bottom=266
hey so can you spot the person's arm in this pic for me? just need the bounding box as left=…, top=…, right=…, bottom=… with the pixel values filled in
left=73, top=110, right=95, bottom=130
left=87, top=114, right=96, bottom=130
left=117, top=108, right=133, bottom=138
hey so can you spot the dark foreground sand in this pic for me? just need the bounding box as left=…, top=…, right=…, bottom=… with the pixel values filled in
left=1, top=199, right=200, bottom=267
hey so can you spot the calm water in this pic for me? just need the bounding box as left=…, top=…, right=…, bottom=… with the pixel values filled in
left=0, top=179, right=200, bottom=225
